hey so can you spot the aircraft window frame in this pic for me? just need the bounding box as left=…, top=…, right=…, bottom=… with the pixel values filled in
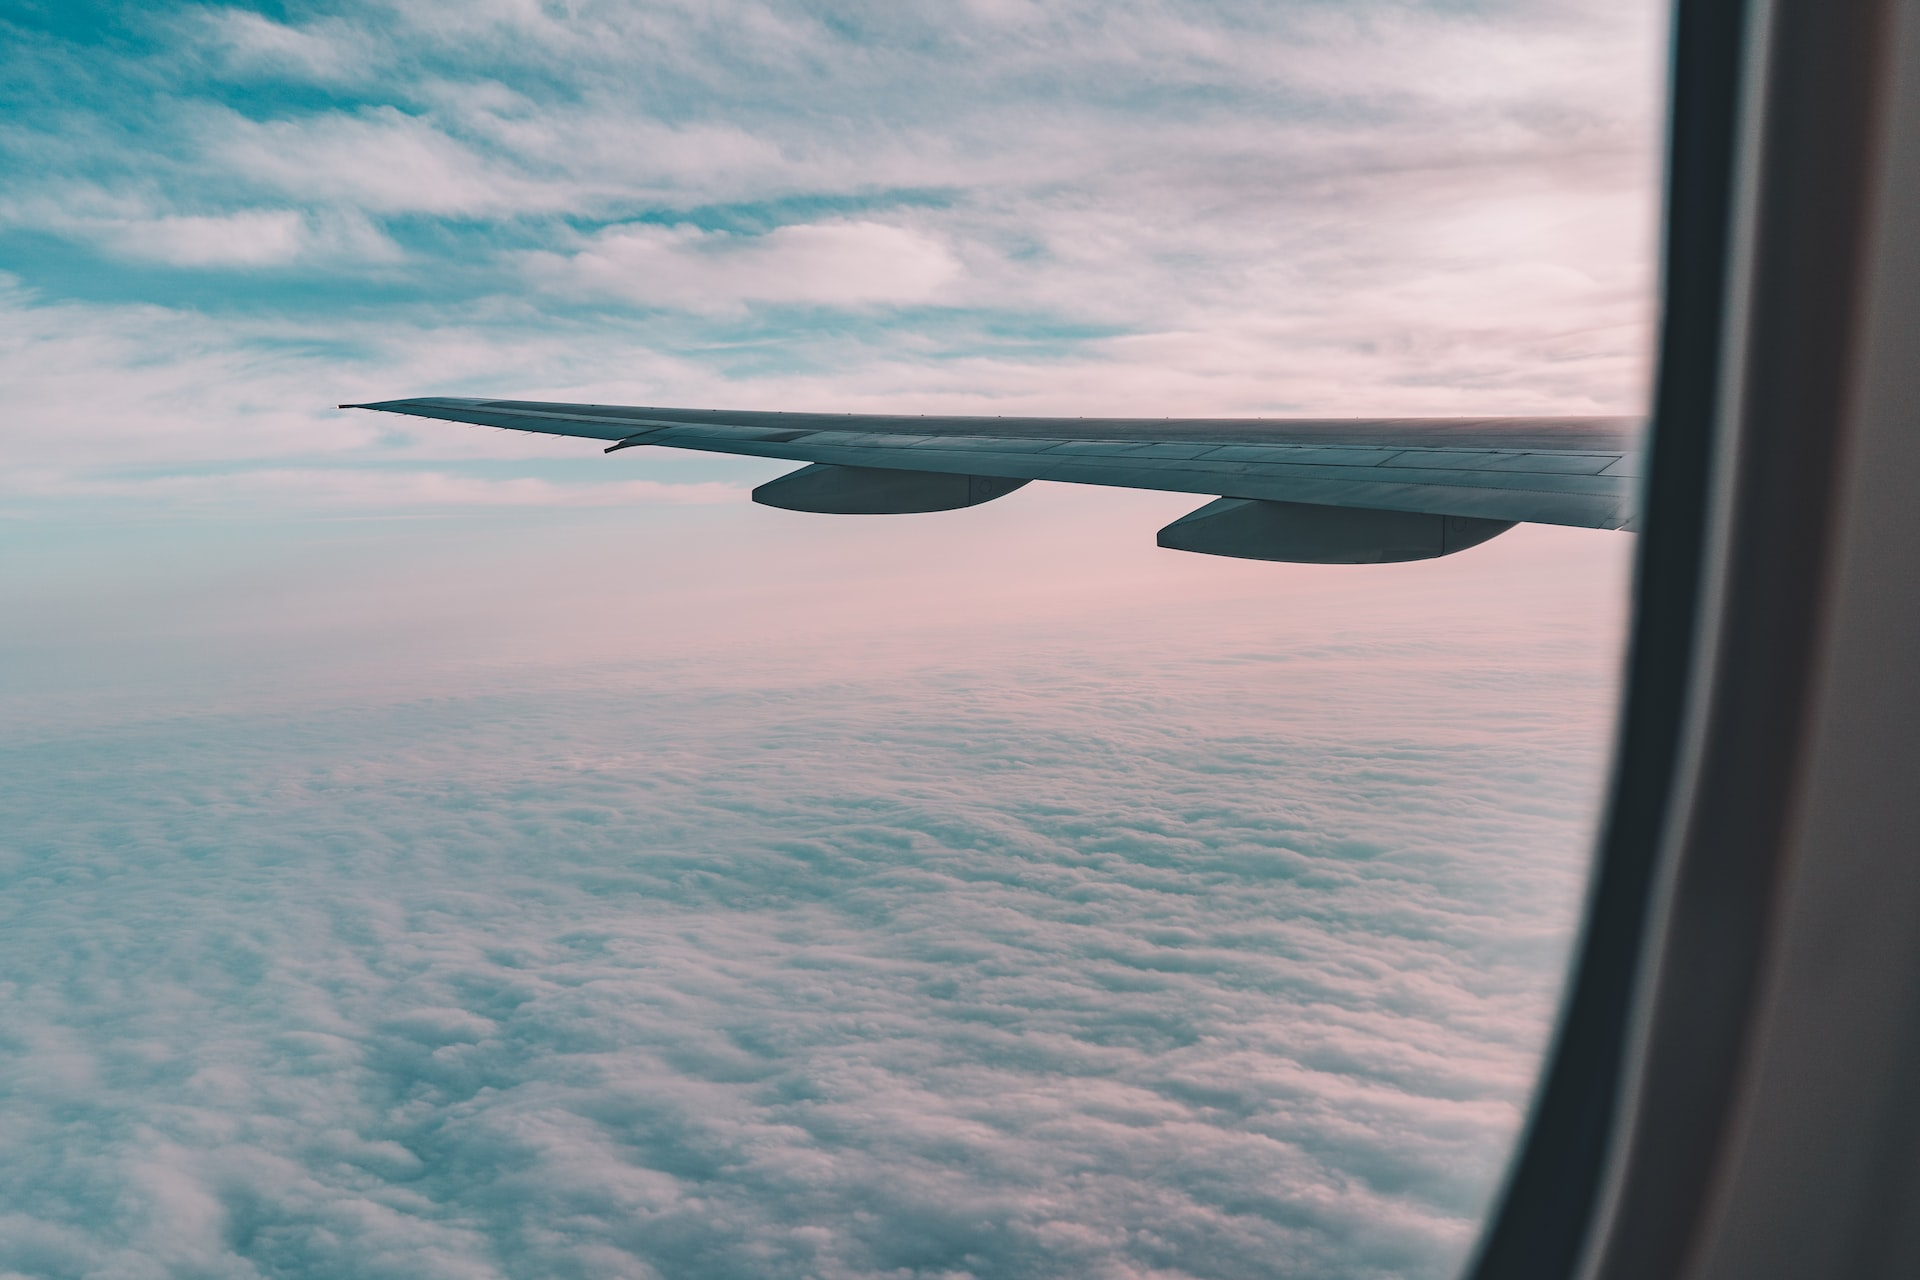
left=1467, top=0, right=1920, bottom=1275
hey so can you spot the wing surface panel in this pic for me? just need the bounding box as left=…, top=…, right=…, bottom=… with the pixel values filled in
left=346, top=396, right=1642, bottom=531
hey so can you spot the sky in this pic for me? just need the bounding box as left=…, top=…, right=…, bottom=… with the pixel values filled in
left=0, top=1, right=1664, bottom=1277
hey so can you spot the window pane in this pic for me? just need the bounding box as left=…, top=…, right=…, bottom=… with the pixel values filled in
left=0, top=2, right=1662, bottom=1277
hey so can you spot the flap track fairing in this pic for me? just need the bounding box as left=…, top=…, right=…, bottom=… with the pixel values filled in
left=1156, top=497, right=1515, bottom=563
left=752, top=464, right=1030, bottom=515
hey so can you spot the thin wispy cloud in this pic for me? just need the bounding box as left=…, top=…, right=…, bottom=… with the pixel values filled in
left=205, top=104, right=575, bottom=219
left=527, top=220, right=962, bottom=312
left=94, top=208, right=402, bottom=267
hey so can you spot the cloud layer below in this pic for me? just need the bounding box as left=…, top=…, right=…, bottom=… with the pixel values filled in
left=0, top=514, right=1630, bottom=1280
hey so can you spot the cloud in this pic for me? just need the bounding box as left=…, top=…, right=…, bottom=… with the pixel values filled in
left=93, top=208, right=402, bottom=268
left=527, top=220, right=962, bottom=312
left=192, top=7, right=370, bottom=83
left=0, top=583, right=1626, bottom=1278
left=205, top=105, right=562, bottom=218
left=3, top=0, right=1664, bottom=350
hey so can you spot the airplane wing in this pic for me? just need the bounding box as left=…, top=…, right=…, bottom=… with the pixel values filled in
left=343, top=397, right=1640, bottom=563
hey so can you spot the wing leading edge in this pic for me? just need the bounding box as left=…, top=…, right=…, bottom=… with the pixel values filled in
left=344, top=396, right=1641, bottom=563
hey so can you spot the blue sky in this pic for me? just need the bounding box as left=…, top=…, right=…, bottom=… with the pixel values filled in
left=0, top=2, right=1661, bottom=1276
